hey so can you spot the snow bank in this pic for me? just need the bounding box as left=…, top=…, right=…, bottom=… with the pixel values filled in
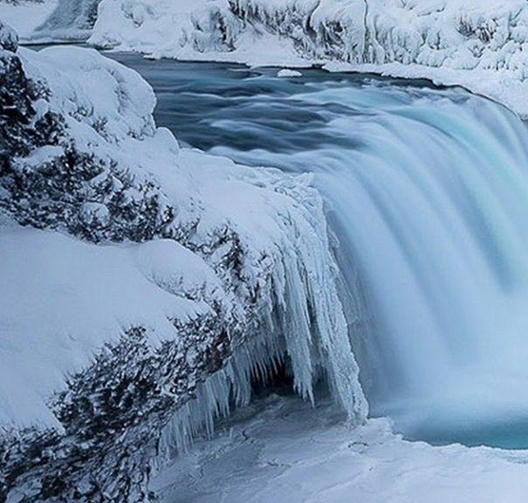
left=154, top=394, right=528, bottom=503
left=0, top=228, right=213, bottom=430
left=1, top=24, right=366, bottom=501
left=0, top=0, right=58, bottom=40
left=6, top=0, right=528, bottom=115
left=90, top=0, right=528, bottom=117
left=89, top=0, right=310, bottom=66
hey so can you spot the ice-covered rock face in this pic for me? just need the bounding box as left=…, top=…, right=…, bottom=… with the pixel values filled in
left=0, top=24, right=365, bottom=502
left=88, top=0, right=242, bottom=54
left=0, top=19, right=18, bottom=51
left=33, top=0, right=101, bottom=40
left=89, top=0, right=528, bottom=117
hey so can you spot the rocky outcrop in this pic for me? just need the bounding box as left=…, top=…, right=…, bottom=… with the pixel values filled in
left=0, top=22, right=365, bottom=502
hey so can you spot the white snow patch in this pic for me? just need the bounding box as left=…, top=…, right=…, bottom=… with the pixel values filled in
left=0, top=226, right=210, bottom=430
left=0, top=0, right=58, bottom=41
left=153, top=394, right=528, bottom=503
left=277, top=68, right=302, bottom=78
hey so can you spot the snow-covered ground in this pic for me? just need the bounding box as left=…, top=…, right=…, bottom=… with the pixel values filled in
left=154, top=394, right=528, bottom=503
left=88, top=0, right=528, bottom=118
left=0, top=224, right=218, bottom=429
left=0, top=0, right=58, bottom=40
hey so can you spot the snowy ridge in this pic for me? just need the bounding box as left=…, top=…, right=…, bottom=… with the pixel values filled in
left=89, top=0, right=528, bottom=118
left=0, top=23, right=365, bottom=501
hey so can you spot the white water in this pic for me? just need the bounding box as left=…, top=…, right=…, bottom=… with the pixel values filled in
left=110, top=56, right=528, bottom=447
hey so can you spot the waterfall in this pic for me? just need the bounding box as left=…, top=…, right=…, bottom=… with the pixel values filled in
left=221, top=80, right=528, bottom=444
left=108, top=54, right=528, bottom=446
left=148, top=61, right=528, bottom=446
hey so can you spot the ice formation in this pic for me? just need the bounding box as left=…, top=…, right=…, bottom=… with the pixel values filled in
left=153, top=395, right=528, bottom=503
left=0, top=22, right=365, bottom=501
left=0, top=0, right=59, bottom=40
left=36, top=0, right=101, bottom=41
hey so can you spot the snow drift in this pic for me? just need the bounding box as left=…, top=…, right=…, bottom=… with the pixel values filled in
left=0, top=22, right=365, bottom=501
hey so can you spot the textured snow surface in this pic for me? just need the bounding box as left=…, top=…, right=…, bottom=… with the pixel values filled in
left=0, top=43, right=366, bottom=433
left=154, top=394, right=528, bottom=503
left=0, top=226, right=212, bottom=429
left=90, top=0, right=528, bottom=117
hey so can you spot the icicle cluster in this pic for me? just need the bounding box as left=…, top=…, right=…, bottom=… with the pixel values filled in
left=161, top=176, right=368, bottom=454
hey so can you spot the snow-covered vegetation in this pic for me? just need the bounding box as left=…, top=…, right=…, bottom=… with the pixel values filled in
left=0, top=21, right=365, bottom=501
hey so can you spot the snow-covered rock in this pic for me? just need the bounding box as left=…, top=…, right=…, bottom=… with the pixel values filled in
left=0, top=0, right=58, bottom=41
left=89, top=0, right=528, bottom=118
left=0, top=22, right=366, bottom=502
left=277, top=68, right=302, bottom=77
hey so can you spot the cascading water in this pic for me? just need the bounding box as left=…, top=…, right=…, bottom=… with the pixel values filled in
left=111, top=55, right=528, bottom=448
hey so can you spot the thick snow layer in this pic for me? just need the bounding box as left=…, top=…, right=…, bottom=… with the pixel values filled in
left=0, top=226, right=213, bottom=430
left=90, top=0, right=528, bottom=117
left=153, top=394, right=528, bottom=503
left=1, top=43, right=366, bottom=433
left=0, top=0, right=58, bottom=40
left=90, top=0, right=308, bottom=66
